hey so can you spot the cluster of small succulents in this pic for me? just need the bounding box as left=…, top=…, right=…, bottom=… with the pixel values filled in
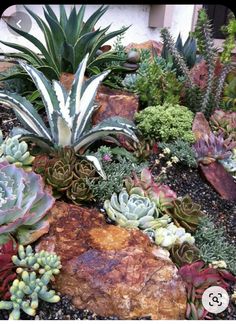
left=210, top=109, right=236, bottom=140
left=178, top=261, right=236, bottom=320
left=33, top=147, right=98, bottom=204
left=0, top=245, right=61, bottom=320
left=0, top=161, right=55, bottom=245
left=0, top=130, right=35, bottom=171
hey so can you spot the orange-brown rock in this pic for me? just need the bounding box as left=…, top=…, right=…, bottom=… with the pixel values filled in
left=192, top=112, right=211, bottom=141
left=200, top=161, right=236, bottom=201
left=125, top=40, right=163, bottom=58
left=59, top=72, right=75, bottom=92
left=92, top=84, right=139, bottom=125
left=36, top=202, right=187, bottom=320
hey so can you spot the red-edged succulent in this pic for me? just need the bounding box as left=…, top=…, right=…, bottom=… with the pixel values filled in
left=178, top=260, right=236, bottom=320
left=125, top=168, right=177, bottom=212
left=0, top=239, right=17, bottom=300
left=210, top=109, right=236, bottom=140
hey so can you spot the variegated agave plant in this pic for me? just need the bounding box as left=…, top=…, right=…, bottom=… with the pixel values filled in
left=0, top=54, right=138, bottom=179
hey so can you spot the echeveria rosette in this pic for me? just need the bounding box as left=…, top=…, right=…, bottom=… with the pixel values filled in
left=104, top=189, right=159, bottom=229
left=53, top=146, right=77, bottom=166
left=0, top=135, right=35, bottom=171
left=170, top=242, right=201, bottom=268
left=74, top=160, right=97, bottom=179
left=66, top=178, right=93, bottom=204
left=166, top=195, right=205, bottom=233
left=0, top=162, right=55, bottom=245
left=46, top=160, right=74, bottom=192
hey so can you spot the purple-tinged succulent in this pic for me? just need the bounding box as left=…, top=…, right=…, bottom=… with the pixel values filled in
left=210, top=109, right=236, bottom=140
left=0, top=161, right=55, bottom=245
left=192, top=132, right=235, bottom=165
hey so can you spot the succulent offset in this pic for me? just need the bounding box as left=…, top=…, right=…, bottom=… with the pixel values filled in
left=0, top=131, right=35, bottom=171
left=0, top=245, right=61, bottom=320
left=66, top=178, right=93, bottom=204
left=170, top=242, right=200, bottom=268
left=0, top=161, right=55, bottom=245
left=104, top=189, right=160, bottom=229
left=166, top=195, right=205, bottom=233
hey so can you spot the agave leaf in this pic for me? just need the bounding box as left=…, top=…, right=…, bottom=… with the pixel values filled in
left=64, top=6, right=78, bottom=45
left=59, top=4, right=68, bottom=30
left=80, top=5, right=108, bottom=36
left=88, top=52, right=126, bottom=68
left=54, top=112, right=72, bottom=146
left=84, top=154, right=107, bottom=180
left=62, top=42, right=75, bottom=71
left=0, top=71, right=30, bottom=82
left=44, top=4, right=60, bottom=23
left=0, top=91, right=51, bottom=140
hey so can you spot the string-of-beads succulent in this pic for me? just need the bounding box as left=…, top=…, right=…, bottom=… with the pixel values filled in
left=0, top=245, right=62, bottom=320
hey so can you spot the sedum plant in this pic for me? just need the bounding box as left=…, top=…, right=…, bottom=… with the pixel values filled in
left=135, top=104, right=195, bottom=143
left=0, top=161, right=55, bottom=245
left=0, top=131, right=35, bottom=171
left=0, top=245, right=61, bottom=320
left=1, top=5, right=128, bottom=79
left=166, top=195, right=205, bottom=233
left=0, top=55, right=138, bottom=179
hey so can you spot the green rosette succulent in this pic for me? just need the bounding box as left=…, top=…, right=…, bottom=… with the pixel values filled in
left=66, top=178, right=93, bottom=204
left=74, top=160, right=97, bottom=179
left=170, top=242, right=200, bottom=268
left=54, top=146, right=77, bottom=166
left=0, top=134, right=35, bottom=171
left=46, top=160, right=74, bottom=192
left=166, top=195, right=205, bottom=233
left=0, top=161, right=55, bottom=245
left=104, top=189, right=159, bottom=229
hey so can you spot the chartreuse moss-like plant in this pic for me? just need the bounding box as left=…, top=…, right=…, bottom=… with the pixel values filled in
left=135, top=104, right=194, bottom=143
left=0, top=130, right=35, bottom=171
left=0, top=245, right=61, bottom=320
left=0, top=161, right=54, bottom=245
left=0, top=55, right=138, bottom=180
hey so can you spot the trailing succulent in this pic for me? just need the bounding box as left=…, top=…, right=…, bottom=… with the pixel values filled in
left=0, top=161, right=55, bottom=245
left=0, top=239, right=18, bottom=300
left=178, top=260, right=236, bottom=320
left=0, top=245, right=61, bottom=320
left=135, top=104, right=195, bottom=143
left=0, top=55, right=138, bottom=179
left=0, top=130, right=35, bottom=171
left=166, top=195, right=205, bottom=233
left=193, top=132, right=235, bottom=165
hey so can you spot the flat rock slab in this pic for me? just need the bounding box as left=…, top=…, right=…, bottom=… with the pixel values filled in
left=125, top=40, right=163, bottom=57
left=36, top=202, right=187, bottom=320
left=192, top=112, right=211, bottom=141
left=200, top=162, right=236, bottom=201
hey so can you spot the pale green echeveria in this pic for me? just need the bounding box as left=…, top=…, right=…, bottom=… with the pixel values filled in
left=154, top=222, right=195, bottom=250
left=0, top=135, right=35, bottom=171
left=104, top=189, right=159, bottom=229
left=0, top=161, right=55, bottom=245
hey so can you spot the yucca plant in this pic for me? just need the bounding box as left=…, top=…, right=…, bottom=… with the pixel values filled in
left=1, top=5, right=129, bottom=81
left=0, top=55, right=138, bottom=179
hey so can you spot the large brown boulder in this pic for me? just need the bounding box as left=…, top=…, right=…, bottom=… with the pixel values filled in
left=192, top=112, right=211, bottom=141
left=36, top=202, right=187, bottom=320
left=125, top=40, right=163, bottom=58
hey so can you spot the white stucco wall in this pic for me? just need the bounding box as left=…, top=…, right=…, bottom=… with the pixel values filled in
left=0, top=4, right=195, bottom=54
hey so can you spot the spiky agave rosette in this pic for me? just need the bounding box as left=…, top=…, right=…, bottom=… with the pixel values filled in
left=0, top=162, right=55, bottom=245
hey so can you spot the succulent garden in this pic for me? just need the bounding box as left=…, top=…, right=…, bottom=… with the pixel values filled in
left=0, top=4, right=236, bottom=320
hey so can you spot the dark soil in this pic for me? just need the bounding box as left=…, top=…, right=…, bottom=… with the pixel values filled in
left=0, top=107, right=236, bottom=320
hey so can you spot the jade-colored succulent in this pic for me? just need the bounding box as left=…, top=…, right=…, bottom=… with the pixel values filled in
left=0, top=133, right=35, bottom=171
left=66, top=178, right=94, bottom=204
left=153, top=222, right=195, bottom=250
left=0, top=161, right=55, bottom=245
left=0, top=245, right=61, bottom=320
left=74, top=160, right=96, bottom=179
left=170, top=242, right=200, bottom=268
left=166, top=195, right=205, bottom=233
left=46, top=160, right=74, bottom=192
left=104, top=189, right=160, bottom=229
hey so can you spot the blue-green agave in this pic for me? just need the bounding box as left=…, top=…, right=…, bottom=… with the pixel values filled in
left=104, top=189, right=170, bottom=229
left=0, top=54, right=138, bottom=179
left=0, top=161, right=55, bottom=245
left=0, top=132, right=35, bottom=171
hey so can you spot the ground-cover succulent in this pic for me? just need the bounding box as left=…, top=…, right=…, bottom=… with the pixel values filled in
left=125, top=168, right=177, bottom=213
left=210, top=109, right=236, bottom=140
left=166, top=195, right=205, bottom=233
left=0, top=131, right=35, bottom=171
left=0, top=55, right=138, bottom=179
left=104, top=188, right=161, bottom=229
left=0, top=245, right=61, bottom=320
left=0, top=239, right=17, bottom=300
left=193, top=132, right=235, bottom=165
left=1, top=5, right=128, bottom=79
left=178, top=260, right=236, bottom=320
left=170, top=242, right=200, bottom=268
left=0, top=161, right=55, bottom=245
left=135, top=104, right=194, bottom=143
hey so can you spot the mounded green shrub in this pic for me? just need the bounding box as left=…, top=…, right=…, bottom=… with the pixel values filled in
left=135, top=104, right=194, bottom=143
